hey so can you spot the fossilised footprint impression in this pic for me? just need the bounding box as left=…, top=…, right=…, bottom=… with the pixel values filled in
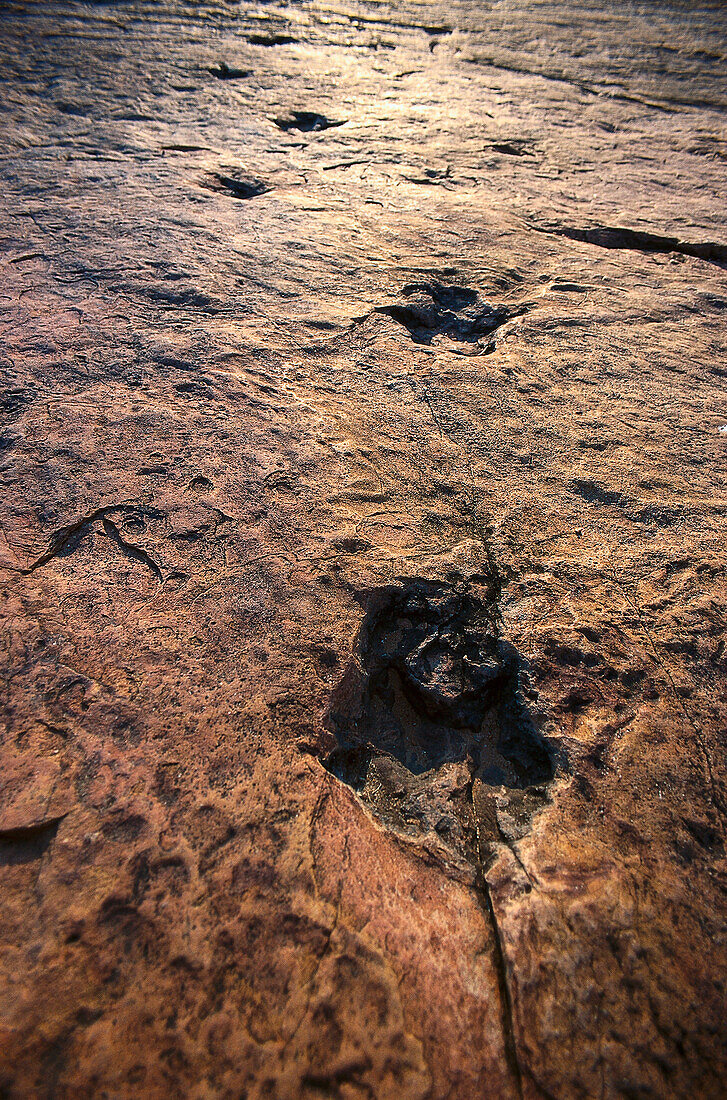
left=320, top=574, right=557, bottom=867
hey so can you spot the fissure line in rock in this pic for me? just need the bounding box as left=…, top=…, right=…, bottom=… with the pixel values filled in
left=316, top=570, right=559, bottom=1093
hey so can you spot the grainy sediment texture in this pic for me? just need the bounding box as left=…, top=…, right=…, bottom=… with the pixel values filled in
left=1, top=2, right=726, bottom=1097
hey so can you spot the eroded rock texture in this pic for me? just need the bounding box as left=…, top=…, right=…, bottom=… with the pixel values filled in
left=0, top=1, right=726, bottom=1097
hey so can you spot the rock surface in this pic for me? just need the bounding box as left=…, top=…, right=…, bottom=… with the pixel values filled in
left=1, top=1, right=726, bottom=1097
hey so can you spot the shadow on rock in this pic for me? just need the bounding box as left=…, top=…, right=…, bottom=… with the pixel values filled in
left=374, top=282, right=528, bottom=347
left=318, top=575, right=556, bottom=865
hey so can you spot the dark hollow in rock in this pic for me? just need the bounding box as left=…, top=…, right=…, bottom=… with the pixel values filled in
left=0, top=816, right=64, bottom=868
left=208, top=61, right=250, bottom=80
left=246, top=33, right=297, bottom=47
left=320, top=577, right=555, bottom=862
left=0, top=384, right=35, bottom=421
left=543, top=223, right=727, bottom=267
left=487, top=140, right=536, bottom=157
left=374, top=282, right=528, bottom=346
left=570, top=478, right=628, bottom=507
left=274, top=111, right=346, bottom=133
left=404, top=166, right=452, bottom=185
left=200, top=171, right=269, bottom=200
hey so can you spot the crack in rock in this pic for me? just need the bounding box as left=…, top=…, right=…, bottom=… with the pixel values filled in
left=536, top=223, right=727, bottom=266
left=13, top=504, right=165, bottom=578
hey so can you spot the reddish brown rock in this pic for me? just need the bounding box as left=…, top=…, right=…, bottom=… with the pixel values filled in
left=1, top=1, right=726, bottom=1097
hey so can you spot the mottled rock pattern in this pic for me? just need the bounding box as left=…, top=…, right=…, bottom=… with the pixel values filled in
left=1, top=1, right=726, bottom=1097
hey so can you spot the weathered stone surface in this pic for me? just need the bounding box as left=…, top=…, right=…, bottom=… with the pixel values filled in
left=0, top=1, right=726, bottom=1097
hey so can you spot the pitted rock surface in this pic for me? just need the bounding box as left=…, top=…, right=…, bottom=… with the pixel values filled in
left=1, top=2, right=726, bottom=1098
